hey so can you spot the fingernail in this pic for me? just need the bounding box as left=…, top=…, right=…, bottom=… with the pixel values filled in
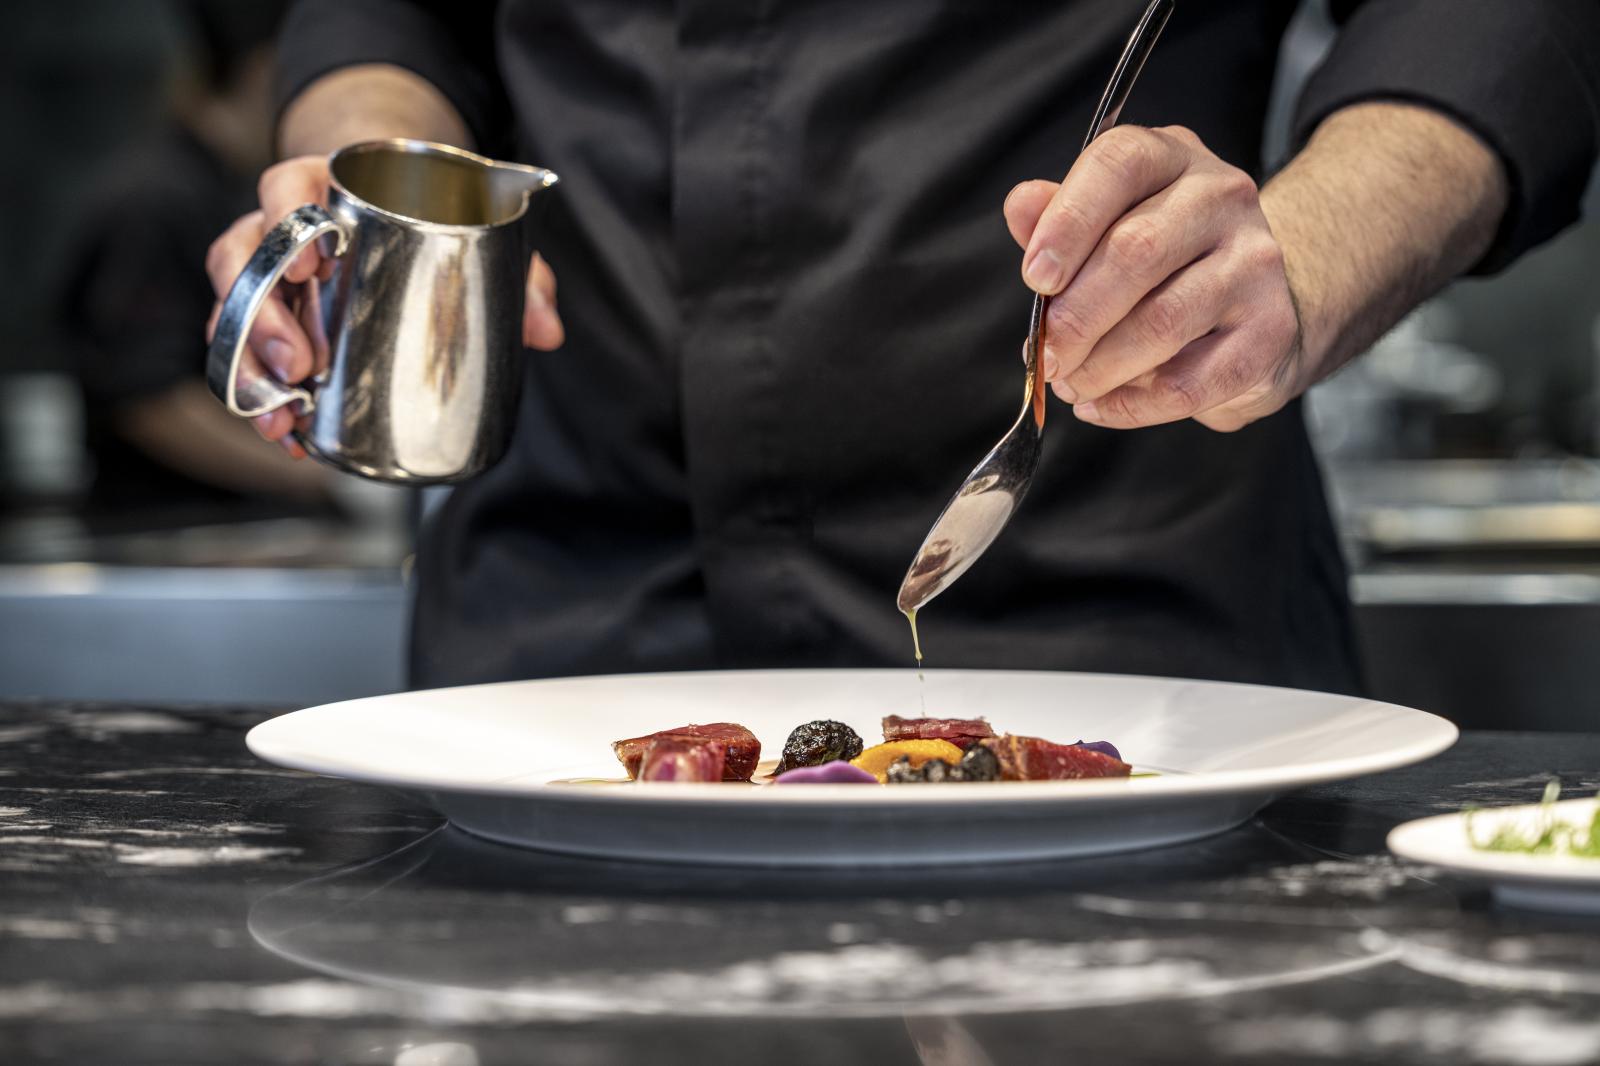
left=1042, top=351, right=1061, bottom=380
left=263, top=339, right=293, bottom=381
left=1024, top=248, right=1064, bottom=294
left=1074, top=400, right=1100, bottom=421
left=1055, top=378, right=1078, bottom=403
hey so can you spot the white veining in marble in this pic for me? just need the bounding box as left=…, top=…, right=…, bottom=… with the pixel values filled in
left=86, top=767, right=305, bottom=780
left=0, top=836, right=112, bottom=848
left=1216, top=1005, right=1600, bottom=1065
left=61, top=710, right=201, bottom=736
left=112, top=844, right=302, bottom=867
left=0, top=916, right=87, bottom=940
left=1, top=787, right=174, bottom=796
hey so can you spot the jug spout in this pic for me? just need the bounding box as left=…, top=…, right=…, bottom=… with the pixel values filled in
left=489, top=160, right=558, bottom=207
left=498, top=160, right=559, bottom=190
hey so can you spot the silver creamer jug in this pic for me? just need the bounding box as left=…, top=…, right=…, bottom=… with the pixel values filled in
left=206, top=139, right=558, bottom=483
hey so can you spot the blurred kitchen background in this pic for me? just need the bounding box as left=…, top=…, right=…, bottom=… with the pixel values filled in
left=2, top=1, right=1597, bottom=730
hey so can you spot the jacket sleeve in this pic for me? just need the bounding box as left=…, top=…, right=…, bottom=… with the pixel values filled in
left=1293, top=0, right=1600, bottom=273
left=273, top=0, right=507, bottom=152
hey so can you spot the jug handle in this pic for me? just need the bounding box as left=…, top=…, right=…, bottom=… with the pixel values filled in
left=205, top=204, right=349, bottom=418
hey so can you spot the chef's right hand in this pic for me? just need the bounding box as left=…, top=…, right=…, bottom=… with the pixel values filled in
left=205, top=155, right=565, bottom=457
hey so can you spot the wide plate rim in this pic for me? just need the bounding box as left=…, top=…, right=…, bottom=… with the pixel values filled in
left=246, top=667, right=1459, bottom=806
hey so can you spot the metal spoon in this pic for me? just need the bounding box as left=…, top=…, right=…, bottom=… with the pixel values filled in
left=896, top=0, right=1175, bottom=619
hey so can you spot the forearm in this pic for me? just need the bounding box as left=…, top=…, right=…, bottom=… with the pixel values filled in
left=279, top=63, right=472, bottom=158
left=1261, top=101, right=1510, bottom=393
left=116, top=383, right=334, bottom=501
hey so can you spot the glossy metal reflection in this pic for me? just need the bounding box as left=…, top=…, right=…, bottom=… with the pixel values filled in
left=896, top=0, right=1174, bottom=615
left=206, top=139, right=558, bottom=484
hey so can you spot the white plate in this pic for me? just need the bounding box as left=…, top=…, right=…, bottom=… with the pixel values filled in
left=1387, top=797, right=1600, bottom=913
left=248, top=669, right=1457, bottom=866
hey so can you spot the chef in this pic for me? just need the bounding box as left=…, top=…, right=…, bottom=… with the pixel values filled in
left=206, top=1, right=1599, bottom=694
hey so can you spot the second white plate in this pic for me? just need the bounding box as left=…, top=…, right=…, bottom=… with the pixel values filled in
left=1388, top=797, right=1600, bottom=913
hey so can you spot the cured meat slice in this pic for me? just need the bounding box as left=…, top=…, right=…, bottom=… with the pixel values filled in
left=637, top=736, right=727, bottom=782
left=612, top=723, right=761, bottom=781
left=881, top=715, right=996, bottom=750
left=979, top=734, right=1131, bottom=781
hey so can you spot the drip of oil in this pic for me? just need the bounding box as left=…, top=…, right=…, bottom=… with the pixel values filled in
left=904, top=607, right=927, bottom=715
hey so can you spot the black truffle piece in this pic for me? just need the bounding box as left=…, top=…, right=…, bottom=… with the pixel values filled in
left=884, top=755, right=921, bottom=784
left=773, top=719, right=865, bottom=775
left=957, top=744, right=1001, bottom=782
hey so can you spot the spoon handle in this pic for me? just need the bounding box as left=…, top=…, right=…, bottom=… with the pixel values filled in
left=1026, top=0, right=1175, bottom=421
left=1083, top=0, right=1175, bottom=152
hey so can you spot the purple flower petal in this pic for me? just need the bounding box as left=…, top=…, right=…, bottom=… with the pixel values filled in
left=774, top=761, right=879, bottom=784
left=1074, top=740, right=1122, bottom=761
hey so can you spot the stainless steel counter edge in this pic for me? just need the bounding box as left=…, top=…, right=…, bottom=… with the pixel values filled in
left=0, top=564, right=409, bottom=704
left=0, top=562, right=406, bottom=600
left=1351, top=571, right=1600, bottom=605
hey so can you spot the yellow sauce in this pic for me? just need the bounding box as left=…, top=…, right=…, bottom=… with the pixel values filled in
left=906, top=607, right=924, bottom=679
left=904, top=607, right=928, bottom=714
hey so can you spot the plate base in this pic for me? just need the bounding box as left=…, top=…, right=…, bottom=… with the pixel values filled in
left=1492, top=883, right=1600, bottom=915
left=434, top=788, right=1274, bottom=867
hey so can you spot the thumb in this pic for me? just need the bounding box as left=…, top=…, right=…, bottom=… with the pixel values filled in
left=1003, top=180, right=1058, bottom=251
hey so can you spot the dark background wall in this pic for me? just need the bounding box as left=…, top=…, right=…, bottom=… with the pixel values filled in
left=1, top=2, right=179, bottom=375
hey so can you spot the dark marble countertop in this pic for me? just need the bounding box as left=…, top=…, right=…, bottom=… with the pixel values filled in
left=3, top=703, right=1598, bottom=1066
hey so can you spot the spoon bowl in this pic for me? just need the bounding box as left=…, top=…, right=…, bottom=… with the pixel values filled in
left=896, top=0, right=1174, bottom=617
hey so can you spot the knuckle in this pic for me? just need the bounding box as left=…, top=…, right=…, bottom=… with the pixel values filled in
left=1047, top=299, right=1098, bottom=350
left=1045, top=194, right=1095, bottom=244
left=257, top=163, right=289, bottom=205
left=1265, top=301, right=1300, bottom=351
left=1157, top=368, right=1208, bottom=414
left=1096, top=390, right=1141, bottom=425
left=1158, top=124, right=1203, bottom=148
left=1216, top=356, right=1260, bottom=399
left=1105, top=215, right=1165, bottom=279
left=1216, top=164, right=1260, bottom=203
left=1140, top=286, right=1193, bottom=347
left=1199, top=409, right=1249, bottom=433
left=204, top=237, right=227, bottom=282
left=1090, top=126, right=1157, bottom=183
left=1249, top=237, right=1288, bottom=280
left=1064, top=357, right=1110, bottom=398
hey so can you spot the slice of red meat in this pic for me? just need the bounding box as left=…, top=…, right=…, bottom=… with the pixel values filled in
left=637, top=736, right=727, bottom=782
left=980, top=734, right=1131, bottom=781
left=881, top=715, right=996, bottom=750
left=612, top=723, right=761, bottom=781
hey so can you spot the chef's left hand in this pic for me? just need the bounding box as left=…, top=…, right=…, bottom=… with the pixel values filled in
left=1005, top=125, right=1302, bottom=432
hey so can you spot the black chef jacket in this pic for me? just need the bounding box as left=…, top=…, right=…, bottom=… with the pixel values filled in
left=276, top=1, right=1600, bottom=693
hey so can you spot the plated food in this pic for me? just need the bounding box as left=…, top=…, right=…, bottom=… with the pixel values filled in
left=612, top=723, right=761, bottom=782
left=608, top=716, right=1130, bottom=785
left=1469, top=781, right=1599, bottom=859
